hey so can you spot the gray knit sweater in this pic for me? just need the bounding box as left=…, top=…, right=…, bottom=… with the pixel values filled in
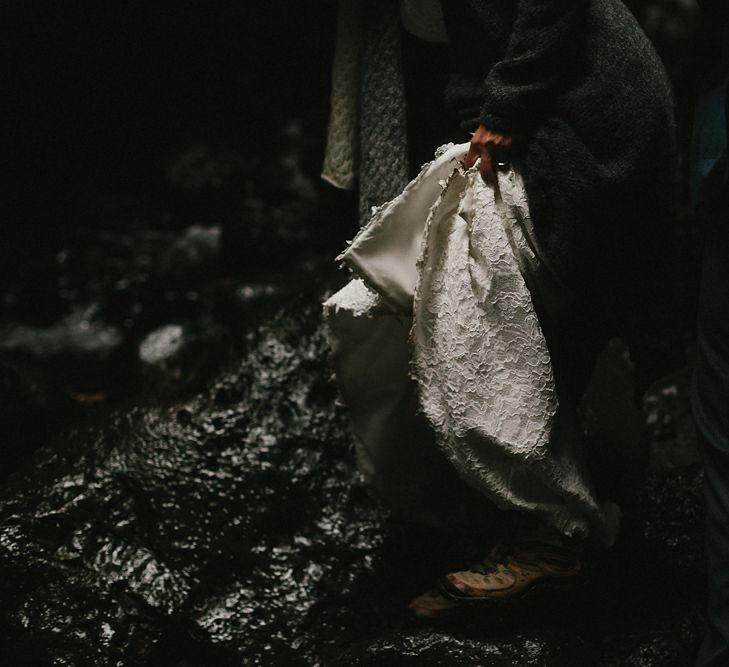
left=440, top=0, right=678, bottom=391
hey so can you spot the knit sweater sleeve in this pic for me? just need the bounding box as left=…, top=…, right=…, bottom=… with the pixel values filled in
left=479, top=0, right=587, bottom=135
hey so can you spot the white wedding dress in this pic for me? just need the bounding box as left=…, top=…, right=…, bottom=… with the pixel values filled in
left=324, top=143, right=617, bottom=544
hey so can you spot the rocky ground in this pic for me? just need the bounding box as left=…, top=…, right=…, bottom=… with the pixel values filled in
left=0, top=124, right=710, bottom=665
left=0, top=303, right=709, bottom=666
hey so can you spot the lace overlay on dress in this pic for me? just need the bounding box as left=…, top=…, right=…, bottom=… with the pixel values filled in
left=411, top=166, right=606, bottom=539
left=325, top=144, right=615, bottom=543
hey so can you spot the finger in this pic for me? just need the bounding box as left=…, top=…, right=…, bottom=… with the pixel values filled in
left=464, top=145, right=479, bottom=170
left=478, top=151, right=495, bottom=183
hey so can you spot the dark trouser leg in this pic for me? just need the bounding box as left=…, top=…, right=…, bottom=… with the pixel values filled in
left=694, top=212, right=729, bottom=666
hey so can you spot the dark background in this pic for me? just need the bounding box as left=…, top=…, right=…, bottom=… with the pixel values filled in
left=3, top=2, right=338, bottom=290
left=1, top=1, right=701, bottom=282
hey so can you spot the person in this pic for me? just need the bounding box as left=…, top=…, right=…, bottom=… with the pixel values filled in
left=690, top=1, right=729, bottom=664
left=322, top=0, right=679, bottom=617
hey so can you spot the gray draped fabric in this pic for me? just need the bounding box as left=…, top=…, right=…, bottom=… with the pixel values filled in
left=358, top=0, right=410, bottom=226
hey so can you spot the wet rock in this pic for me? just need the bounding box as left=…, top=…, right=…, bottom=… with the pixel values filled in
left=0, top=305, right=122, bottom=360
left=49, top=217, right=224, bottom=337
left=643, top=369, right=701, bottom=472
left=0, top=300, right=375, bottom=663
left=165, top=144, right=249, bottom=196
left=137, top=320, right=228, bottom=394
left=158, top=225, right=222, bottom=280
left=339, top=630, right=588, bottom=666
left=0, top=353, right=76, bottom=479
left=637, top=466, right=705, bottom=578
left=0, top=305, right=123, bottom=391
left=213, top=277, right=313, bottom=333
left=139, top=324, right=186, bottom=365
left=621, top=636, right=688, bottom=667
left=0, top=297, right=708, bottom=665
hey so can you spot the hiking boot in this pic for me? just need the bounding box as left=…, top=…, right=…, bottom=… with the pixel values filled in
left=408, top=587, right=461, bottom=619
left=440, top=540, right=582, bottom=602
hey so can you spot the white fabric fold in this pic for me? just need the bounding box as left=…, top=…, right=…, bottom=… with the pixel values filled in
left=325, top=144, right=616, bottom=543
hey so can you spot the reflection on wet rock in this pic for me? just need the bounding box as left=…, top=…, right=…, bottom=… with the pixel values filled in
left=338, top=630, right=587, bottom=665
left=139, top=325, right=186, bottom=365
left=137, top=320, right=227, bottom=394
left=0, top=298, right=708, bottom=664
left=0, top=306, right=123, bottom=395
left=0, top=306, right=123, bottom=361
left=0, top=303, right=377, bottom=663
